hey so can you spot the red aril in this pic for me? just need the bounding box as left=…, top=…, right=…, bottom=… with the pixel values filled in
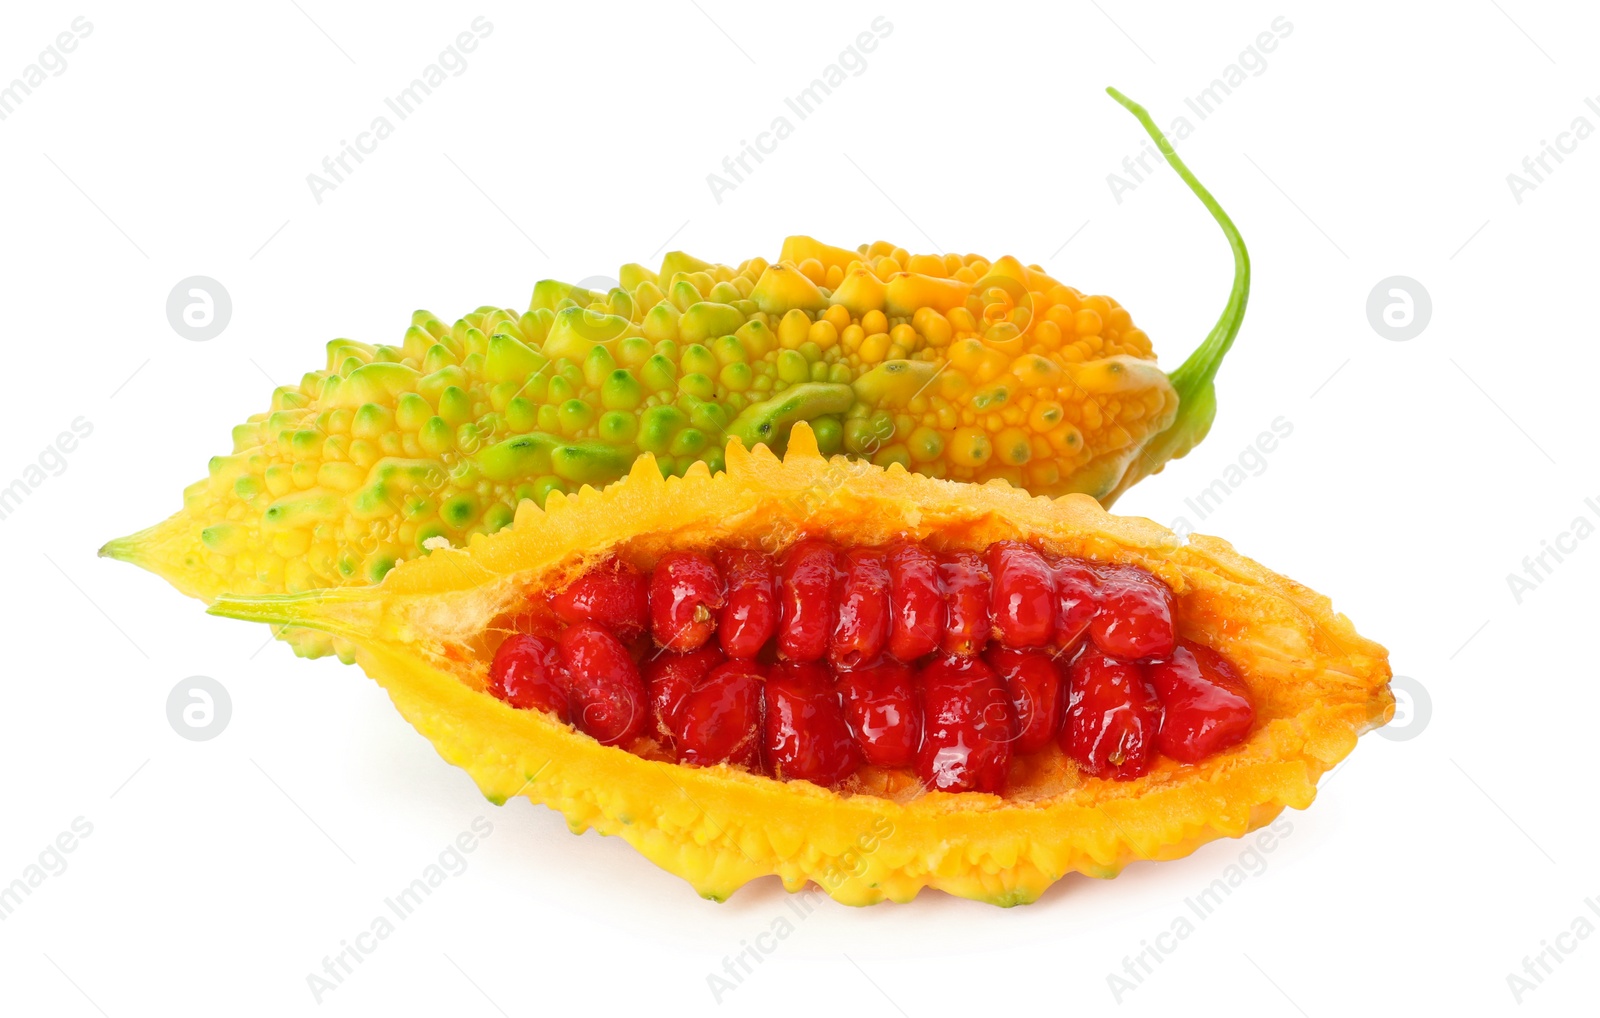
left=918, top=653, right=1014, bottom=793
left=487, top=633, right=569, bottom=719
left=763, top=660, right=861, bottom=786
left=484, top=540, right=1255, bottom=791
left=987, top=542, right=1055, bottom=648
left=642, top=645, right=725, bottom=750
left=938, top=551, right=991, bottom=656
left=675, top=660, right=765, bottom=769
left=1147, top=644, right=1254, bottom=763
left=559, top=622, right=647, bottom=746
left=1064, top=649, right=1162, bottom=780
left=649, top=551, right=724, bottom=652
left=717, top=548, right=778, bottom=659
left=1089, top=565, right=1176, bottom=659
left=984, top=646, right=1064, bottom=754
left=1184, top=642, right=1252, bottom=698
left=831, top=548, right=890, bottom=669
left=549, top=558, right=649, bottom=637
left=886, top=541, right=943, bottom=660
left=777, top=540, right=838, bottom=662
left=837, top=660, right=921, bottom=768
left=1053, top=558, right=1099, bottom=650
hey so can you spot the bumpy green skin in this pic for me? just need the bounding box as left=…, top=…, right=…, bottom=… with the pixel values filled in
left=101, top=298, right=811, bottom=604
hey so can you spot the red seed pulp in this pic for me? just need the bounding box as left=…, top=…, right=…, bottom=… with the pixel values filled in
left=987, top=542, right=1056, bottom=648
left=649, top=551, right=724, bottom=651
left=918, top=653, right=1014, bottom=793
left=549, top=559, right=649, bottom=637
left=1064, top=649, right=1162, bottom=780
left=764, top=661, right=861, bottom=786
left=1147, top=643, right=1255, bottom=763
left=938, top=550, right=991, bottom=656
left=643, top=645, right=724, bottom=749
left=886, top=541, right=943, bottom=660
left=676, top=660, right=765, bottom=769
left=777, top=540, right=838, bottom=662
left=838, top=660, right=921, bottom=768
left=487, top=633, right=568, bottom=720
left=985, top=646, right=1065, bottom=755
left=1053, top=558, right=1099, bottom=650
left=1090, top=565, right=1176, bottom=659
left=558, top=623, right=646, bottom=746
left=486, top=539, right=1254, bottom=792
left=717, top=548, right=778, bottom=659
left=832, top=549, right=891, bottom=669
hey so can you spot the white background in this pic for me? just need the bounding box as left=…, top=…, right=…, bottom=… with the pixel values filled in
left=2, top=2, right=1595, bottom=1015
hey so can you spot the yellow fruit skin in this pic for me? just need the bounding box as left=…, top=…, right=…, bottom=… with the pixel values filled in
left=210, top=426, right=1393, bottom=907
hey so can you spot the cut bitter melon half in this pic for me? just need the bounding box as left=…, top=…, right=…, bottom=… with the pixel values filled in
left=210, top=424, right=1390, bottom=906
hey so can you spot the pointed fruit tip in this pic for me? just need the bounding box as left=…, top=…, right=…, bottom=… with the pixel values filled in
left=99, top=533, right=144, bottom=564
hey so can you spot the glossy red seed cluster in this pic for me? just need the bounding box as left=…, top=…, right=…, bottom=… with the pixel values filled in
left=486, top=541, right=1256, bottom=793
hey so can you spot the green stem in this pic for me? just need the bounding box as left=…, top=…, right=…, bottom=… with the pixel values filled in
left=1101, top=87, right=1250, bottom=502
